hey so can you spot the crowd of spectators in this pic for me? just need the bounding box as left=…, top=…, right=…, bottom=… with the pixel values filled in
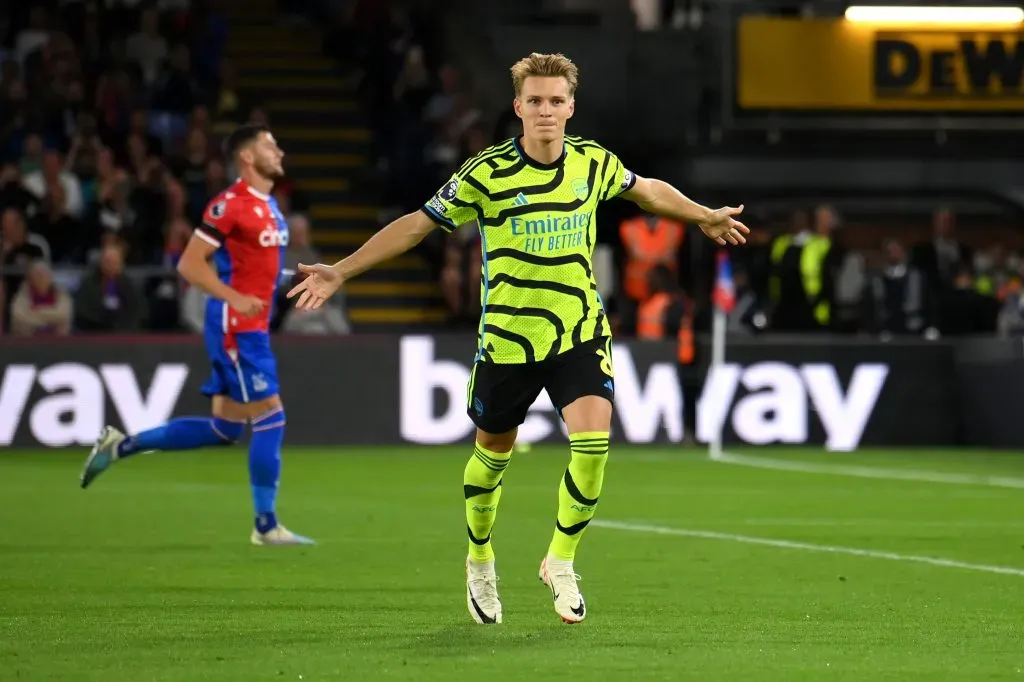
left=338, top=0, right=487, bottom=327
left=629, top=206, right=1024, bottom=342
left=0, top=0, right=326, bottom=337
left=362, top=0, right=1022, bottom=339
left=0, top=0, right=227, bottom=335
left=3, top=0, right=1020, bottom=342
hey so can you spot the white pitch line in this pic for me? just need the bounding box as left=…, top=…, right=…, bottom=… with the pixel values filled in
left=592, top=520, right=1024, bottom=577
left=711, top=450, right=1024, bottom=490
left=739, top=518, right=1024, bottom=529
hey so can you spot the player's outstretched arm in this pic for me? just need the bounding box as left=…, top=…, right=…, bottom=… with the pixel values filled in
left=287, top=210, right=437, bottom=311
left=177, top=234, right=264, bottom=316
left=622, top=176, right=750, bottom=246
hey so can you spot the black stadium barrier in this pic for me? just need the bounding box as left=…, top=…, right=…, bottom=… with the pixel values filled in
left=0, top=334, right=1019, bottom=449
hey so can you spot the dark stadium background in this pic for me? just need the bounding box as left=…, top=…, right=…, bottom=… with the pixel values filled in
left=1, top=2, right=1022, bottom=680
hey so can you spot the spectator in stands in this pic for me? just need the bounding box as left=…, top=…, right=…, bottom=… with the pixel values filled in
left=831, top=227, right=867, bottom=334
left=73, top=242, right=148, bottom=332
left=0, top=58, right=20, bottom=99
left=863, top=238, right=937, bottom=339
left=187, top=105, right=214, bottom=143
left=282, top=214, right=319, bottom=274
left=161, top=177, right=189, bottom=248
left=94, top=61, right=134, bottom=139
left=423, top=65, right=460, bottom=130
left=1, top=207, right=48, bottom=324
left=939, top=264, right=1000, bottom=336
left=125, top=7, right=169, bottom=87
left=147, top=217, right=192, bottom=331
left=15, top=7, right=51, bottom=68
left=247, top=105, right=270, bottom=127
left=636, top=264, right=703, bottom=443
left=725, top=266, right=766, bottom=334
left=912, top=208, right=972, bottom=298
left=1, top=206, right=48, bottom=269
left=18, top=134, right=45, bottom=178
left=22, top=149, right=84, bottom=220
left=151, top=44, right=199, bottom=115
left=126, top=108, right=164, bottom=160
left=1, top=80, right=30, bottom=163
left=768, top=205, right=838, bottom=332
left=618, top=211, right=686, bottom=334
left=997, top=269, right=1024, bottom=337
left=972, top=245, right=1016, bottom=301
left=176, top=127, right=212, bottom=223
left=188, top=0, right=230, bottom=89
left=66, top=112, right=106, bottom=199
left=9, top=260, right=73, bottom=336
left=78, top=13, right=107, bottom=83
left=278, top=215, right=352, bottom=335
left=214, top=59, right=242, bottom=123
left=204, top=158, right=229, bottom=206
left=440, top=228, right=467, bottom=323
left=162, top=217, right=192, bottom=269
left=124, top=157, right=170, bottom=263
left=0, top=164, right=38, bottom=216
left=30, top=178, right=79, bottom=263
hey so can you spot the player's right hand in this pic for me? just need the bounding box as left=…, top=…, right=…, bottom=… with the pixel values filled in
left=229, top=294, right=265, bottom=317
left=287, top=263, right=343, bottom=311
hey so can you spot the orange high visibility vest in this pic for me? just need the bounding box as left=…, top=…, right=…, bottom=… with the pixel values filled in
left=619, top=217, right=684, bottom=302
left=636, top=292, right=695, bottom=365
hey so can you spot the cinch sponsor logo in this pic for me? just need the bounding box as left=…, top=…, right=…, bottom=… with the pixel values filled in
left=259, top=225, right=289, bottom=248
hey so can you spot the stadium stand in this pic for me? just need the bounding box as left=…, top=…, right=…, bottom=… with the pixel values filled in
left=2, top=0, right=1021, bottom=341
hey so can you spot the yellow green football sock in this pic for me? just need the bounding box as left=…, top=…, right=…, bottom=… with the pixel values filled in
left=549, top=431, right=610, bottom=561
left=464, top=442, right=512, bottom=563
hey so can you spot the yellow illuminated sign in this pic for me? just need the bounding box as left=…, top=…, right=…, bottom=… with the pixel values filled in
left=737, top=17, right=1024, bottom=110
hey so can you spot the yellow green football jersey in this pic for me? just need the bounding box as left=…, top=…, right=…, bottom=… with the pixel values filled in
left=422, top=135, right=636, bottom=364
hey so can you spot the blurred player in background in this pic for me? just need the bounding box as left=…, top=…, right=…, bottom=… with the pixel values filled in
left=80, top=124, right=313, bottom=547
left=288, top=53, right=748, bottom=623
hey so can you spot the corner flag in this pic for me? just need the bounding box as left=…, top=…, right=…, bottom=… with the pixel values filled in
left=712, top=250, right=736, bottom=314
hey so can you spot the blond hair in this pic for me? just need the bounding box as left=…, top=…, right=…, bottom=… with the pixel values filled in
left=510, top=53, right=579, bottom=97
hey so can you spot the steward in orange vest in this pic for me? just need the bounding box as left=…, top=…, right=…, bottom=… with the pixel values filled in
left=636, top=266, right=695, bottom=367
left=619, top=214, right=685, bottom=303
left=635, top=266, right=704, bottom=443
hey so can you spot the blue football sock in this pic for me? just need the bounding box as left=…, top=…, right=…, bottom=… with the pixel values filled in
left=117, top=417, right=244, bottom=458
left=250, top=407, right=286, bottom=533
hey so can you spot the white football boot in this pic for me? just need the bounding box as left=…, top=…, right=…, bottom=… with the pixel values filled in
left=80, top=426, right=127, bottom=488
left=250, top=525, right=316, bottom=546
left=466, top=556, right=503, bottom=624
left=539, top=554, right=586, bottom=624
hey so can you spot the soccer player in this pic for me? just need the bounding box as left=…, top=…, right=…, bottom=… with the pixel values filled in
left=79, top=124, right=313, bottom=547
left=287, top=53, right=748, bottom=622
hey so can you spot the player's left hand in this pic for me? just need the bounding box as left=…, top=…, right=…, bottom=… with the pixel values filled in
left=698, top=205, right=749, bottom=246
left=286, top=263, right=344, bottom=310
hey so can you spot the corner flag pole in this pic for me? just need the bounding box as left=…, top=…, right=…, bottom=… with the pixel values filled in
left=708, top=305, right=726, bottom=460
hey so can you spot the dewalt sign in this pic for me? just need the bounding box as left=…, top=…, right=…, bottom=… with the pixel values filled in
left=737, top=17, right=1024, bottom=111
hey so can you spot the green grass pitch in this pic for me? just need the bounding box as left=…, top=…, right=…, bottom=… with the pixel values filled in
left=1, top=446, right=1022, bottom=681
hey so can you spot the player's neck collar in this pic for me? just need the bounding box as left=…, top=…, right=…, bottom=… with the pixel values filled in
left=514, top=135, right=565, bottom=171
left=236, top=177, right=270, bottom=201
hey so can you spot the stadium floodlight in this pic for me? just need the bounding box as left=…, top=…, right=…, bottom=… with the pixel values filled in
left=844, top=5, right=1024, bottom=25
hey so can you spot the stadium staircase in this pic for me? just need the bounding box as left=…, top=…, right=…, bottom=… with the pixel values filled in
left=221, top=0, right=447, bottom=331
